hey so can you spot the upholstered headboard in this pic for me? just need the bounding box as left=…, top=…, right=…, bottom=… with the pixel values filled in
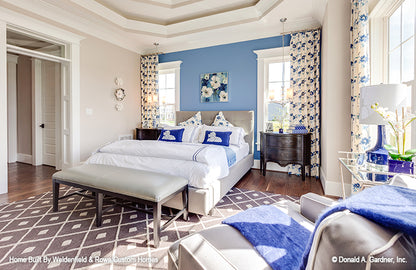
left=175, top=111, right=254, bottom=154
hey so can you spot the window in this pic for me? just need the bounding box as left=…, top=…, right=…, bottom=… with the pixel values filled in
left=157, top=61, right=182, bottom=126
left=370, top=0, right=415, bottom=147
left=266, top=61, right=291, bottom=131
left=254, top=47, right=290, bottom=150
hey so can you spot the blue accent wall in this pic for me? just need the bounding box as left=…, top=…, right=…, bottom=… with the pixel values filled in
left=159, top=35, right=291, bottom=159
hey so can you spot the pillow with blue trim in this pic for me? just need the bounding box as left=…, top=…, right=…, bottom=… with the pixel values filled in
left=178, top=111, right=202, bottom=126
left=158, top=128, right=184, bottom=142
left=212, top=111, right=234, bottom=127
left=202, top=131, right=232, bottom=146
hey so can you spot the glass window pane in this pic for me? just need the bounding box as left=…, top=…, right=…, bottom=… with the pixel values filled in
left=166, top=73, right=175, bottom=88
left=389, top=7, right=401, bottom=50
left=268, top=82, right=283, bottom=101
left=6, top=29, right=65, bottom=57
left=269, top=63, right=283, bottom=82
left=402, top=0, right=415, bottom=42
left=402, top=37, right=415, bottom=82
left=389, top=48, right=401, bottom=83
left=284, top=61, right=290, bottom=81
left=159, top=74, right=166, bottom=88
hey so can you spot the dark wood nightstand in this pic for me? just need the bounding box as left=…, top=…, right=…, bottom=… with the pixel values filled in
left=260, top=132, right=311, bottom=180
left=135, top=128, right=161, bottom=140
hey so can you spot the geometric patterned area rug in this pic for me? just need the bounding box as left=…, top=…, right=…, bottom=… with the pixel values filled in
left=0, top=187, right=299, bottom=270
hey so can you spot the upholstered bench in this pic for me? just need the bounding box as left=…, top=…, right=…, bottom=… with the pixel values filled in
left=52, top=164, right=188, bottom=247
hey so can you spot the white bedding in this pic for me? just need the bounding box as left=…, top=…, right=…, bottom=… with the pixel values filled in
left=85, top=140, right=249, bottom=189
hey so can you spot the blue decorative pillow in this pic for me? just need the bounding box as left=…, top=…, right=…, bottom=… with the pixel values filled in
left=212, top=111, right=234, bottom=127
left=178, top=111, right=202, bottom=126
left=158, top=128, right=184, bottom=142
left=202, top=131, right=232, bottom=146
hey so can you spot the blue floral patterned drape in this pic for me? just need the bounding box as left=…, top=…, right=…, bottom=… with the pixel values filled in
left=140, top=55, right=159, bottom=128
left=351, top=0, right=371, bottom=152
left=289, top=29, right=321, bottom=177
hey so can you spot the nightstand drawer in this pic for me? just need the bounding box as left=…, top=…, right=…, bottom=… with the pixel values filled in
left=266, top=135, right=302, bottom=148
left=267, top=148, right=302, bottom=161
left=136, top=128, right=161, bottom=140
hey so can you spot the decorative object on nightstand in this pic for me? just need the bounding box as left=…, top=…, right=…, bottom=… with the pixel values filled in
left=135, top=128, right=161, bottom=140
left=359, top=84, right=409, bottom=181
left=260, top=132, right=311, bottom=180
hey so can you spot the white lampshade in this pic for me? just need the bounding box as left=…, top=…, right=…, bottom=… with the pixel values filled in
left=360, top=84, right=409, bottom=125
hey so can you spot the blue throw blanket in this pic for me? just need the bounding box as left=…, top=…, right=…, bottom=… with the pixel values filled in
left=299, top=185, right=416, bottom=269
left=222, top=146, right=236, bottom=167
left=222, top=205, right=311, bottom=270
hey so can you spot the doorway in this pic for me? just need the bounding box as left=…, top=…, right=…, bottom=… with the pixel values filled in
left=7, top=54, right=61, bottom=169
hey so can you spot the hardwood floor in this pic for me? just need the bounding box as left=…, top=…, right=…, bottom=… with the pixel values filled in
left=235, top=169, right=324, bottom=197
left=0, top=163, right=324, bottom=204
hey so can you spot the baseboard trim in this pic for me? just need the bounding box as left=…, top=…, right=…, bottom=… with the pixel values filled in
left=320, top=167, right=350, bottom=197
left=17, top=153, right=32, bottom=164
left=252, top=160, right=289, bottom=172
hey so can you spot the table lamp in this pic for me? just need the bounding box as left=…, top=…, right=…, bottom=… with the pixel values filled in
left=360, top=84, right=408, bottom=180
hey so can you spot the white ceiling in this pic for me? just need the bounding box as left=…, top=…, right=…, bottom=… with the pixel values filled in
left=0, top=0, right=327, bottom=54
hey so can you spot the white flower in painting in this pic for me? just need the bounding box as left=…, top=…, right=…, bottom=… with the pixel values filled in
left=210, top=75, right=221, bottom=89
left=222, top=76, right=228, bottom=84
left=204, top=74, right=210, bottom=80
left=201, top=86, right=213, bottom=98
left=207, top=132, right=222, bottom=142
left=219, top=91, right=228, bottom=102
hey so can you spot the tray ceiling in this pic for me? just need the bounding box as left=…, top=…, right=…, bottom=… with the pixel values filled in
left=0, top=0, right=326, bottom=53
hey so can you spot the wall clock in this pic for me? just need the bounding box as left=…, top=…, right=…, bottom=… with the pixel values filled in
left=115, top=88, right=126, bottom=101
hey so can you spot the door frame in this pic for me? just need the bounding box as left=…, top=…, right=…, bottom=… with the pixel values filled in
left=0, top=10, right=84, bottom=194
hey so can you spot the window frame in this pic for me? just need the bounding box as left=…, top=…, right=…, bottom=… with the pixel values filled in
left=157, top=60, right=182, bottom=125
left=254, top=47, right=290, bottom=151
left=370, top=0, right=416, bottom=147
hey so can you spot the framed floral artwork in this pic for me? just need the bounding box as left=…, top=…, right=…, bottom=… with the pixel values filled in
left=200, top=72, right=228, bottom=103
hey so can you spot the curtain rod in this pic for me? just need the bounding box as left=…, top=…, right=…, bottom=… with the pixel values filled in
left=281, top=27, right=322, bottom=35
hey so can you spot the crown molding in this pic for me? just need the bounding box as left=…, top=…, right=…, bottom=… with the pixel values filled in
left=1, top=0, right=140, bottom=52
left=71, top=0, right=284, bottom=38
left=127, top=0, right=203, bottom=9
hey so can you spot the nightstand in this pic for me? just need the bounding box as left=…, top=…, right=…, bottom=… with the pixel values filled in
left=135, top=128, right=161, bottom=140
left=260, top=132, right=311, bottom=180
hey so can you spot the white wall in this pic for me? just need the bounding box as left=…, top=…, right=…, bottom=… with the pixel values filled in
left=320, top=0, right=352, bottom=196
left=79, top=36, right=140, bottom=161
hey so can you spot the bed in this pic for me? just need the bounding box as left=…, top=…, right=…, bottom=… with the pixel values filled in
left=86, top=110, right=254, bottom=215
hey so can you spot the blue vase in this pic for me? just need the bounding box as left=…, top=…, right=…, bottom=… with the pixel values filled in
left=388, top=159, right=414, bottom=175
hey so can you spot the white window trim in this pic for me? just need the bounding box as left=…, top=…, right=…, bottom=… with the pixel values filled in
left=254, top=47, right=289, bottom=151
left=158, top=60, right=182, bottom=111
left=370, top=0, right=416, bottom=147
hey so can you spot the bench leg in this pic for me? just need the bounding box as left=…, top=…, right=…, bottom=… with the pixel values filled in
left=182, top=187, right=188, bottom=221
left=53, top=180, right=59, bottom=212
left=153, top=202, right=161, bottom=248
left=96, top=193, right=103, bottom=227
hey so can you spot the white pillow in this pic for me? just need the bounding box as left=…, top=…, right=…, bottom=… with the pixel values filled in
left=198, top=125, right=245, bottom=145
left=162, top=125, right=199, bottom=143
left=178, top=112, right=202, bottom=126
left=212, top=111, right=234, bottom=127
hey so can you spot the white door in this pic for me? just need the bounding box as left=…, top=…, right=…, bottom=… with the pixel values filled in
left=41, top=61, right=60, bottom=167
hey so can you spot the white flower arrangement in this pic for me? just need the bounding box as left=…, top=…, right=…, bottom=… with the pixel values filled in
left=371, top=102, right=416, bottom=161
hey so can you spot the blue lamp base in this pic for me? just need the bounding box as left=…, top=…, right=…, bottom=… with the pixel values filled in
left=366, top=125, right=388, bottom=182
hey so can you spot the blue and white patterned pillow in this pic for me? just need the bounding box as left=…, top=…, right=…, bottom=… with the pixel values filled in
left=212, top=111, right=234, bottom=127
left=158, top=128, right=184, bottom=142
left=178, top=112, right=202, bottom=126
left=202, top=131, right=232, bottom=146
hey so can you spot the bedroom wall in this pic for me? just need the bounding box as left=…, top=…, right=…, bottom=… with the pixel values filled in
left=159, top=35, right=291, bottom=160
left=79, top=36, right=140, bottom=161
left=320, top=0, right=352, bottom=196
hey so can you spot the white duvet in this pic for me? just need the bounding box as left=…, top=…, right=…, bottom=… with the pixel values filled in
left=85, top=140, right=247, bottom=188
